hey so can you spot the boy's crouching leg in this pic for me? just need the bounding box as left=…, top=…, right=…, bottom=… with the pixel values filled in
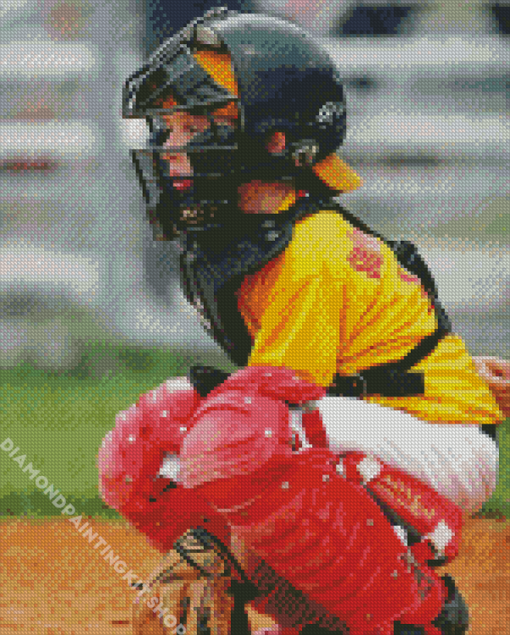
left=206, top=449, right=448, bottom=635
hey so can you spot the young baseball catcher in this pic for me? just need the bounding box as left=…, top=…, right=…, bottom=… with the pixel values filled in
left=98, top=8, right=507, bottom=635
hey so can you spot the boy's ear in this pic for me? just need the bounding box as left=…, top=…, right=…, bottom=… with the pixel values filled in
left=266, top=131, right=286, bottom=154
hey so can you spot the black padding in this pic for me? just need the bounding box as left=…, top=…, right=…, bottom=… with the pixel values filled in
left=188, top=365, right=231, bottom=397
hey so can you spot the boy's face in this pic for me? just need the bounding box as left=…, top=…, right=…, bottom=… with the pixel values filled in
left=158, top=109, right=237, bottom=186
left=147, top=96, right=290, bottom=220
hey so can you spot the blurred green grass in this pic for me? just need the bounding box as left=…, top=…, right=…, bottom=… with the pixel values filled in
left=0, top=342, right=508, bottom=519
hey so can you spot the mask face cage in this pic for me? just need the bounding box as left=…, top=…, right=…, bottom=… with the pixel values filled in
left=124, top=12, right=242, bottom=239
left=133, top=105, right=241, bottom=239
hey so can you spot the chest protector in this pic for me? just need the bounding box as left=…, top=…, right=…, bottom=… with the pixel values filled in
left=180, top=196, right=452, bottom=397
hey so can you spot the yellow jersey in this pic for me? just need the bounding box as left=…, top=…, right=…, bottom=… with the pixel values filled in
left=236, top=210, right=502, bottom=425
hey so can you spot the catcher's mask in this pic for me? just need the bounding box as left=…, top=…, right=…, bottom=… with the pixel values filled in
left=123, top=6, right=362, bottom=239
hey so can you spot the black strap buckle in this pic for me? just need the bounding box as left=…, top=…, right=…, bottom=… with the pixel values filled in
left=328, top=370, right=425, bottom=398
left=353, top=374, right=367, bottom=398
left=329, top=374, right=367, bottom=398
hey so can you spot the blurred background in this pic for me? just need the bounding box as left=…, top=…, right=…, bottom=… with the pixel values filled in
left=0, top=0, right=508, bottom=517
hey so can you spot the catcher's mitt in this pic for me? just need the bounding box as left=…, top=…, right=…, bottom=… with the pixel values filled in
left=133, top=528, right=255, bottom=635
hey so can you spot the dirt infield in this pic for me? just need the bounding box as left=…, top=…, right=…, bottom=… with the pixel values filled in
left=0, top=517, right=509, bottom=635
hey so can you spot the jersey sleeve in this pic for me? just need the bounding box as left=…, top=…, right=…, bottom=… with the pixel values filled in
left=239, top=213, right=346, bottom=387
